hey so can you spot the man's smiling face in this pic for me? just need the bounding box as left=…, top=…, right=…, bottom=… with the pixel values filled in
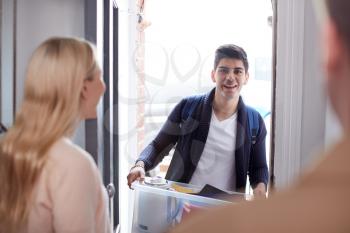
left=211, top=58, right=249, bottom=100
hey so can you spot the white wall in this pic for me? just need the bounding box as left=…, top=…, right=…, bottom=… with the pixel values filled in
left=15, top=0, right=86, bottom=147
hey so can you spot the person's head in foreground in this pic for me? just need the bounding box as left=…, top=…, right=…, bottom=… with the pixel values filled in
left=323, top=0, right=350, bottom=132
left=169, top=0, right=350, bottom=232
left=0, top=37, right=105, bottom=233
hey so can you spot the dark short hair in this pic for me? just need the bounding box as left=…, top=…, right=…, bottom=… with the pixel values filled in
left=326, top=0, right=350, bottom=52
left=214, top=44, right=249, bottom=71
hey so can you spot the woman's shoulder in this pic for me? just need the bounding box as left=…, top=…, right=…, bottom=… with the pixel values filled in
left=50, top=137, right=93, bottom=160
left=46, top=137, right=99, bottom=178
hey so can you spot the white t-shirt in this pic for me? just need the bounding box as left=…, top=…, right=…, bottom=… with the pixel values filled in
left=190, top=110, right=237, bottom=191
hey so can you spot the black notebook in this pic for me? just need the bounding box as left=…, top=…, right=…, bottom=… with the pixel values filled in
left=195, top=184, right=229, bottom=199
left=195, top=184, right=245, bottom=202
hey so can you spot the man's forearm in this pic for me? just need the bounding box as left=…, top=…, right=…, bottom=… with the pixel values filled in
left=253, top=182, right=266, bottom=198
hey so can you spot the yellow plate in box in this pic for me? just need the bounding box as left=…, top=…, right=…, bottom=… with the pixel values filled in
left=171, top=183, right=196, bottom=194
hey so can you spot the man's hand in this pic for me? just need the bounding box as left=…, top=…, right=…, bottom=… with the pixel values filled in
left=127, top=161, right=145, bottom=189
left=253, top=182, right=266, bottom=199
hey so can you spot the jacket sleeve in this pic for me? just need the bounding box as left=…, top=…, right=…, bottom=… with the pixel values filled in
left=137, top=99, right=187, bottom=171
left=248, top=114, right=269, bottom=188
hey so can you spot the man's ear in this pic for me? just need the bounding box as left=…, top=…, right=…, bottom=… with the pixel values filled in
left=211, top=70, right=216, bottom=83
left=243, top=71, right=249, bottom=85
left=324, top=19, right=343, bottom=76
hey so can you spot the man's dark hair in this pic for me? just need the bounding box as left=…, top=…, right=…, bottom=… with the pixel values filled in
left=214, top=44, right=249, bottom=71
left=326, top=0, right=350, bottom=52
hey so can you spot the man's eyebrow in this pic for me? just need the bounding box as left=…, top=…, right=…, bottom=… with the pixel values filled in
left=217, top=66, right=244, bottom=70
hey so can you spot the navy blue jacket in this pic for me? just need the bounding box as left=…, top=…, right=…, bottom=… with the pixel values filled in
left=138, top=89, right=268, bottom=191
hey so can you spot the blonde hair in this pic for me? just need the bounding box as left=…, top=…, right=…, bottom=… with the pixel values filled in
left=0, top=37, right=99, bottom=232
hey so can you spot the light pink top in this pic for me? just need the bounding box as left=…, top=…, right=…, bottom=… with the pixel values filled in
left=25, top=138, right=111, bottom=233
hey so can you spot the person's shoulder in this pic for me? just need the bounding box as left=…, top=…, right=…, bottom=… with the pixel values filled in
left=182, top=93, right=206, bottom=104
left=184, top=93, right=205, bottom=100
left=47, top=137, right=97, bottom=172
left=39, top=138, right=102, bottom=198
left=241, top=101, right=258, bottom=113
left=242, top=103, right=265, bottom=119
left=305, top=137, right=350, bottom=178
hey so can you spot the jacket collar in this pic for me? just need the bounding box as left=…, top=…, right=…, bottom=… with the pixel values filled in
left=204, top=87, right=245, bottom=114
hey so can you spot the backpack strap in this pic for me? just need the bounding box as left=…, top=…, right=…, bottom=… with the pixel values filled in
left=246, top=106, right=260, bottom=145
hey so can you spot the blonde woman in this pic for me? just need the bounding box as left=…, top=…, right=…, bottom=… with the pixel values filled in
left=0, top=37, right=110, bottom=233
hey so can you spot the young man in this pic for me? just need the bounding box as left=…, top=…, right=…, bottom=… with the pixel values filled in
left=169, top=0, right=350, bottom=232
left=127, top=44, right=268, bottom=197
